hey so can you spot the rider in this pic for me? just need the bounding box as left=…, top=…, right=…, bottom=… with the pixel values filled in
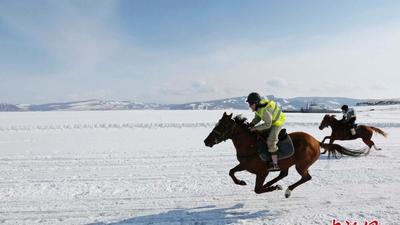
left=246, top=92, right=286, bottom=171
left=340, top=104, right=357, bottom=135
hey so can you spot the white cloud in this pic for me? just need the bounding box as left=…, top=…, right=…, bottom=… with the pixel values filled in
left=143, top=19, right=400, bottom=102
left=369, top=84, right=386, bottom=91
left=179, top=20, right=400, bottom=99
left=158, top=80, right=218, bottom=103
left=191, top=81, right=216, bottom=93
left=0, top=1, right=141, bottom=81
left=266, top=78, right=288, bottom=88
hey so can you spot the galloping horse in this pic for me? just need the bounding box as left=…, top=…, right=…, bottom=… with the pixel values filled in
left=319, top=114, right=387, bottom=157
left=204, top=112, right=361, bottom=198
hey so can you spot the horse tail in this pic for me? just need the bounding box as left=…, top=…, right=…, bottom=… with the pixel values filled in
left=369, top=126, right=387, bottom=137
left=319, top=142, right=368, bottom=158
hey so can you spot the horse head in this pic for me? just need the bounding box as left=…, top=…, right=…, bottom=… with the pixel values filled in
left=319, top=114, right=335, bottom=130
left=204, top=112, right=236, bottom=147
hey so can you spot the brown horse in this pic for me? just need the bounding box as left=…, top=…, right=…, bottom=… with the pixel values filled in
left=203, top=112, right=361, bottom=198
left=319, top=114, right=387, bottom=157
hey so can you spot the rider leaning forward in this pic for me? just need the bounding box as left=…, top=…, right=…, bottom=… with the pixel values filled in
left=340, top=104, right=357, bottom=135
left=246, top=92, right=286, bottom=171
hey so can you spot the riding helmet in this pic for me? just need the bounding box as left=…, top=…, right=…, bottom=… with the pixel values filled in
left=246, top=92, right=262, bottom=104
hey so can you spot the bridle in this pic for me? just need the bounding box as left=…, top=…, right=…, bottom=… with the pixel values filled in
left=319, top=116, right=331, bottom=129
left=210, top=121, right=237, bottom=143
left=209, top=119, right=260, bottom=160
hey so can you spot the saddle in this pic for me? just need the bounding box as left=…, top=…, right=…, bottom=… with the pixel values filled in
left=340, top=120, right=357, bottom=129
left=256, top=129, right=295, bottom=160
left=341, top=123, right=358, bottom=135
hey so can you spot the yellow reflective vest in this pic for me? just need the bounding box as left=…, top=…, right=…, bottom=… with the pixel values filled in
left=255, top=99, right=286, bottom=127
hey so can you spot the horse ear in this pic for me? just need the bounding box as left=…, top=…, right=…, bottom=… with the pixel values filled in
left=228, top=113, right=233, bottom=118
left=223, top=112, right=227, bottom=116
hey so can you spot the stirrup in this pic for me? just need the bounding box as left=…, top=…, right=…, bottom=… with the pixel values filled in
left=267, top=164, right=280, bottom=171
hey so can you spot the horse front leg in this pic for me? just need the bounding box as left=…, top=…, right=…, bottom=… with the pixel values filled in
left=321, top=136, right=330, bottom=144
left=263, top=169, right=288, bottom=188
left=229, top=164, right=247, bottom=185
left=328, top=138, right=337, bottom=159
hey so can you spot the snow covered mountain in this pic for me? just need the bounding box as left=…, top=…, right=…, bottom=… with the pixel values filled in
left=0, top=103, right=21, bottom=111
left=16, top=99, right=166, bottom=111
left=357, top=98, right=400, bottom=106
left=1, top=96, right=399, bottom=111
left=168, top=95, right=365, bottom=111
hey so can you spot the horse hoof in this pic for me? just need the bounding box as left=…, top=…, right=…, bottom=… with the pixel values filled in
left=238, top=181, right=247, bottom=185
left=285, top=188, right=291, bottom=198
left=275, top=185, right=283, bottom=190
left=376, top=148, right=382, bottom=151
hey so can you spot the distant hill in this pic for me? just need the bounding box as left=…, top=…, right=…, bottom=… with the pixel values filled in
left=356, top=99, right=400, bottom=106
left=17, top=99, right=166, bottom=111
left=169, top=95, right=365, bottom=111
left=0, top=103, right=21, bottom=111
left=0, top=96, right=376, bottom=111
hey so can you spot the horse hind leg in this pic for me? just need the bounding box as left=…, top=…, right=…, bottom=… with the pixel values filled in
left=362, top=138, right=381, bottom=152
left=285, top=166, right=312, bottom=198
left=369, top=140, right=382, bottom=151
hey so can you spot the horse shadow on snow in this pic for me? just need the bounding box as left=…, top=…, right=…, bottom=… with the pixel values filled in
left=87, top=203, right=272, bottom=225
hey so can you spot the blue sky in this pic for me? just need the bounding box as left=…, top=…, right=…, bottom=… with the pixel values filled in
left=1, top=0, right=400, bottom=104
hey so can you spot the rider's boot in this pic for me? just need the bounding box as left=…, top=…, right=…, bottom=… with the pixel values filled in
left=267, top=152, right=280, bottom=171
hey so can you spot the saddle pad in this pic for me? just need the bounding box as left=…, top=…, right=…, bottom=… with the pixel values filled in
left=276, top=135, right=295, bottom=160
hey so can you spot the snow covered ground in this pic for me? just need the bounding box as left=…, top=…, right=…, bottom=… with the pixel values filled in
left=0, top=106, right=399, bottom=225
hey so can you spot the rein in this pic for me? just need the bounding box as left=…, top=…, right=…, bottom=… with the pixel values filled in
left=210, top=122, right=237, bottom=143
left=232, top=123, right=262, bottom=160
left=211, top=118, right=262, bottom=161
left=329, top=116, right=344, bottom=130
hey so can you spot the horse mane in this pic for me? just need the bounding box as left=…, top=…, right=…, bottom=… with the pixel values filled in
left=233, top=115, right=251, bottom=129
left=327, top=114, right=344, bottom=128
left=330, top=114, right=340, bottom=122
